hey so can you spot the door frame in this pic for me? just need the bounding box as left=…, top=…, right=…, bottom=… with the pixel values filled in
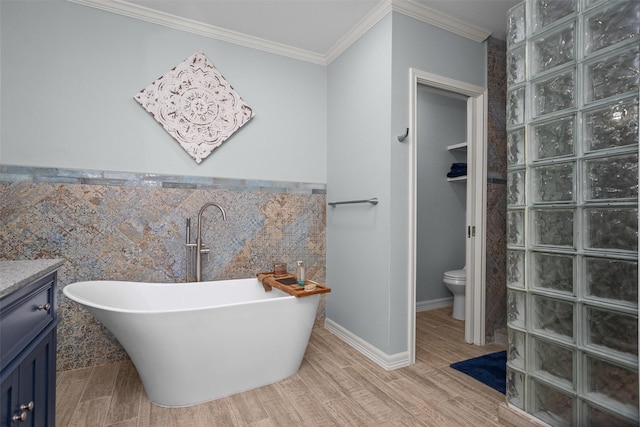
left=407, top=68, right=487, bottom=364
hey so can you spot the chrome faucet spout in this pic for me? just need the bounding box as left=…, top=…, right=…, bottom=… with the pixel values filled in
left=195, top=202, right=227, bottom=282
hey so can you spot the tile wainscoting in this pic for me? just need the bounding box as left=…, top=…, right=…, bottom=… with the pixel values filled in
left=0, top=165, right=326, bottom=370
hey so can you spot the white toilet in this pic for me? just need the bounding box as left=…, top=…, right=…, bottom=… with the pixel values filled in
left=444, top=268, right=466, bottom=320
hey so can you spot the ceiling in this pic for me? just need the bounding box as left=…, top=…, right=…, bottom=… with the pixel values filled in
left=73, top=0, right=519, bottom=63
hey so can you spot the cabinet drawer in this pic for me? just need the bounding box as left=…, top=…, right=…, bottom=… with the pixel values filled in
left=0, top=274, right=55, bottom=370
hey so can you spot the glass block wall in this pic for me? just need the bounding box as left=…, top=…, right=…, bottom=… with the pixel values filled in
left=505, top=0, right=639, bottom=425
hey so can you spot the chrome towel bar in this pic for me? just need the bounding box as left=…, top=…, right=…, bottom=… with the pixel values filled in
left=328, top=197, right=378, bottom=207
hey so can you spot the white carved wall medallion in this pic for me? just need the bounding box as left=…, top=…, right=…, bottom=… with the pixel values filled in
left=134, top=51, right=254, bottom=164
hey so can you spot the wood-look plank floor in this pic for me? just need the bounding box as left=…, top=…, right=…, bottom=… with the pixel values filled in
left=56, top=307, right=508, bottom=426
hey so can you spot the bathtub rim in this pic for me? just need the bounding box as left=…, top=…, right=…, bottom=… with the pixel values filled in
left=63, top=277, right=295, bottom=314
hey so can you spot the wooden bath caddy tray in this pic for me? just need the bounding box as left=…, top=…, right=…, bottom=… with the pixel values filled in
left=257, top=272, right=331, bottom=297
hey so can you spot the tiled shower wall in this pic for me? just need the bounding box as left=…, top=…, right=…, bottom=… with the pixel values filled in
left=485, top=36, right=508, bottom=343
left=0, top=165, right=326, bottom=370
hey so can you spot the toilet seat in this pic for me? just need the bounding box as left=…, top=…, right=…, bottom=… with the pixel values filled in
left=443, top=269, right=466, bottom=285
left=444, top=269, right=465, bottom=280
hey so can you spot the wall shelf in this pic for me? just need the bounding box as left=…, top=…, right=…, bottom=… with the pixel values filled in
left=447, top=142, right=468, bottom=151
left=447, top=142, right=467, bottom=182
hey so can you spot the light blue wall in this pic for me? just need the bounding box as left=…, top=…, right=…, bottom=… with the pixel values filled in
left=326, top=14, right=393, bottom=353
left=388, top=13, right=487, bottom=353
left=0, top=0, right=326, bottom=183
left=326, top=12, right=487, bottom=357
left=416, top=87, right=467, bottom=302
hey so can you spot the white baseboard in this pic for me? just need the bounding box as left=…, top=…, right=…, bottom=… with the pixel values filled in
left=416, top=297, right=453, bottom=312
left=324, top=318, right=411, bottom=370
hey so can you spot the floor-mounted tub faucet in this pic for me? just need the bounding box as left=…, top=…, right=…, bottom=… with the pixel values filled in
left=186, top=202, right=227, bottom=282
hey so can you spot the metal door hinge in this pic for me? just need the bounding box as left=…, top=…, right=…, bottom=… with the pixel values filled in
left=468, top=226, right=476, bottom=238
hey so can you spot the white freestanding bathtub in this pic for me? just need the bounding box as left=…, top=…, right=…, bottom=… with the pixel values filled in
left=63, top=277, right=320, bottom=407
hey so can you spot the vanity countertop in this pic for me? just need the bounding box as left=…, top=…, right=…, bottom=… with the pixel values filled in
left=0, top=259, right=64, bottom=299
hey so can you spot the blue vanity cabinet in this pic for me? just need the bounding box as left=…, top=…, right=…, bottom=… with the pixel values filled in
left=0, top=270, right=59, bottom=427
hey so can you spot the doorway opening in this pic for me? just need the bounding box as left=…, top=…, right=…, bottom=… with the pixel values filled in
left=407, top=68, right=487, bottom=364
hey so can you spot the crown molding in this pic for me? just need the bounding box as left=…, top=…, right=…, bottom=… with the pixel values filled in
left=325, top=0, right=491, bottom=64
left=324, top=0, right=393, bottom=65
left=67, top=0, right=491, bottom=66
left=66, top=0, right=326, bottom=65
left=392, top=0, right=491, bottom=43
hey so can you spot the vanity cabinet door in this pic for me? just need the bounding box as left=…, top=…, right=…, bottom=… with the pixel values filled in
left=17, top=329, right=56, bottom=427
left=0, top=323, right=56, bottom=427
left=0, top=368, right=20, bottom=427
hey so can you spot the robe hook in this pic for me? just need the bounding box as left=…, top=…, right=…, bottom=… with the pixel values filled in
left=397, top=128, right=409, bottom=142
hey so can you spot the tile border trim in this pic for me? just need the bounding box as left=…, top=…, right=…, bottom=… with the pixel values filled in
left=0, top=165, right=326, bottom=195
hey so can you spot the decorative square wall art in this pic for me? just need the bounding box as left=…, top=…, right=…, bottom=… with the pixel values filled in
left=134, top=51, right=254, bottom=164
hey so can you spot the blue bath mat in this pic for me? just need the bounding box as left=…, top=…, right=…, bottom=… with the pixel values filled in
left=450, top=351, right=506, bottom=394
